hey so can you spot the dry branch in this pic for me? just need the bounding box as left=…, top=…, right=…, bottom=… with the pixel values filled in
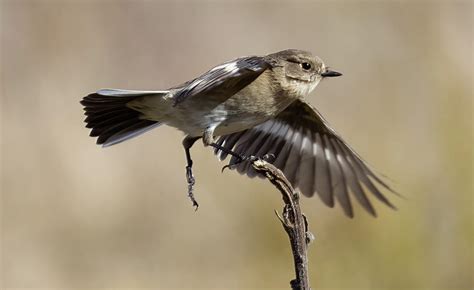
left=252, top=159, right=312, bottom=290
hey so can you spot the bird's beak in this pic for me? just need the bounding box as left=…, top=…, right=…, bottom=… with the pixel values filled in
left=321, top=70, right=342, bottom=77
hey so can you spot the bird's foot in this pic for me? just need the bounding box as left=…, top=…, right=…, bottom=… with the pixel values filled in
left=221, top=153, right=275, bottom=172
left=186, top=165, right=199, bottom=210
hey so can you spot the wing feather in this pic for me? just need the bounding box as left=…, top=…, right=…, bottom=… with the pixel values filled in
left=294, top=128, right=315, bottom=198
left=332, top=139, right=376, bottom=216
left=314, top=132, right=334, bottom=207
left=213, top=99, right=396, bottom=216
left=173, top=56, right=270, bottom=106
left=324, top=135, right=352, bottom=217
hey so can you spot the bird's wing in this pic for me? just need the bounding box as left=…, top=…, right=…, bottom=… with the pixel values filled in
left=214, top=99, right=396, bottom=218
left=172, top=56, right=270, bottom=106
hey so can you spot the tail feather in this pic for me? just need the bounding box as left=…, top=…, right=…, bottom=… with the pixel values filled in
left=84, top=108, right=135, bottom=127
left=100, top=121, right=162, bottom=147
left=95, top=88, right=165, bottom=97
left=81, top=89, right=166, bottom=147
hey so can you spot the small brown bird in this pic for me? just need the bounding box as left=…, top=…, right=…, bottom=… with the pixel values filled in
left=81, top=49, right=396, bottom=217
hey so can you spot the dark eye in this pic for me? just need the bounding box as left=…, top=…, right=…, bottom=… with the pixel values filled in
left=301, top=62, right=311, bottom=70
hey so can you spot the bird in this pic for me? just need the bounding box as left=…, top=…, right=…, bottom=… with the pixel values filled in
left=80, top=49, right=396, bottom=217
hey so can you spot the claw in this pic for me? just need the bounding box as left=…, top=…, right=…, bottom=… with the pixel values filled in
left=192, top=199, right=199, bottom=211
left=187, top=185, right=199, bottom=210
left=221, top=164, right=232, bottom=172
left=222, top=155, right=253, bottom=172
left=221, top=154, right=244, bottom=172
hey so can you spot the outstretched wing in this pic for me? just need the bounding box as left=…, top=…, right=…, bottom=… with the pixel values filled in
left=214, top=99, right=397, bottom=218
left=172, top=56, right=270, bottom=106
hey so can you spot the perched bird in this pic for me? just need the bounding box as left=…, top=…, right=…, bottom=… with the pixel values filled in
left=81, top=49, right=396, bottom=217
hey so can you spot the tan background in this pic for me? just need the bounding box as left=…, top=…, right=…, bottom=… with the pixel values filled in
left=1, top=0, right=472, bottom=289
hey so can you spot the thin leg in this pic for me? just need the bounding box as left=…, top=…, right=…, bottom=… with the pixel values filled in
left=209, top=142, right=276, bottom=171
left=183, top=136, right=200, bottom=209
left=209, top=142, right=245, bottom=160
left=203, top=127, right=275, bottom=169
left=202, top=126, right=247, bottom=163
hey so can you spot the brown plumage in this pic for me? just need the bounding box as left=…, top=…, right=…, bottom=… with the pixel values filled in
left=81, top=49, right=397, bottom=216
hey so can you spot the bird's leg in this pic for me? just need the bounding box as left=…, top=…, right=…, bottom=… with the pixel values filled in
left=203, top=128, right=275, bottom=171
left=182, top=136, right=201, bottom=210
left=218, top=150, right=275, bottom=171
left=209, top=143, right=244, bottom=160
left=202, top=127, right=245, bottom=161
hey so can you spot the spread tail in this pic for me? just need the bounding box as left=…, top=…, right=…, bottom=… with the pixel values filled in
left=80, top=89, right=168, bottom=147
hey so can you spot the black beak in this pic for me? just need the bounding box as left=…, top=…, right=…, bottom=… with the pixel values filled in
left=321, top=70, right=342, bottom=77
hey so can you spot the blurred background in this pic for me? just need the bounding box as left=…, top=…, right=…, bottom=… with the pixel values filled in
left=1, top=1, right=472, bottom=289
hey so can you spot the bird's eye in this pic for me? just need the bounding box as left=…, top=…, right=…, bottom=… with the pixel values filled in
left=301, top=62, right=311, bottom=70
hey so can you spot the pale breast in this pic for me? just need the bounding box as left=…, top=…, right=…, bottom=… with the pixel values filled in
left=212, top=76, right=297, bottom=136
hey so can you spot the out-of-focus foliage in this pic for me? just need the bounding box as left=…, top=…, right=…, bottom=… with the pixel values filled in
left=1, top=1, right=472, bottom=289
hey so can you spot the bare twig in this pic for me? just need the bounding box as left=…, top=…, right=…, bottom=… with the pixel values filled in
left=252, top=159, right=312, bottom=290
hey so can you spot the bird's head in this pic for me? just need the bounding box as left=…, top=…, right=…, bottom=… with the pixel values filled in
left=266, top=49, right=342, bottom=97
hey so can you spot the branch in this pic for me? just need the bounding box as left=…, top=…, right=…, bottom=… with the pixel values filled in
left=252, top=159, right=313, bottom=290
